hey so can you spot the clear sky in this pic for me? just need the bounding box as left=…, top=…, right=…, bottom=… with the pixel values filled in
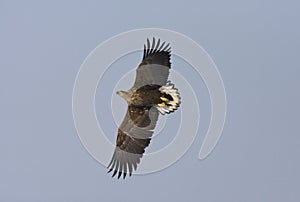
left=1, top=0, right=300, bottom=201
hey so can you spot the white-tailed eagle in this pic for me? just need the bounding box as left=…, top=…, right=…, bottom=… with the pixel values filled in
left=107, top=38, right=181, bottom=179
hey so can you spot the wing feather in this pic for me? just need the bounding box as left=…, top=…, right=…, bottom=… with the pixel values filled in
left=154, top=38, right=160, bottom=50
left=107, top=106, right=159, bottom=179
left=151, top=37, right=155, bottom=50
left=133, top=38, right=171, bottom=89
left=108, top=38, right=172, bottom=179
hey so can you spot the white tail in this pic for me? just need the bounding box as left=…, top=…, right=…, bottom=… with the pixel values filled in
left=157, top=81, right=181, bottom=114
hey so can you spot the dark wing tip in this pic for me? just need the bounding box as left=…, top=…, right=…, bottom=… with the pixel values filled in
left=108, top=169, right=130, bottom=180
left=107, top=149, right=134, bottom=180
left=117, top=171, right=122, bottom=179
left=112, top=169, right=118, bottom=178
left=143, top=37, right=171, bottom=60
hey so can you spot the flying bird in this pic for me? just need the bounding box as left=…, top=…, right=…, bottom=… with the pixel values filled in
left=107, top=38, right=181, bottom=179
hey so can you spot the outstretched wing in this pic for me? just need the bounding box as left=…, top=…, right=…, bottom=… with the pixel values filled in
left=133, top=38, right=171, bottom=89
left=107, top=106, right=159, bottom=179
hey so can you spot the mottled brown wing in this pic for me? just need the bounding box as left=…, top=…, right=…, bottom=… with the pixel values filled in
left=133, top=38, right=171, bottom=89
left=107, top=106, right=159, bottom=179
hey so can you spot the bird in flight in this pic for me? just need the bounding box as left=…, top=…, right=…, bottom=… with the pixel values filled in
left=107, top=38, right=181, bottom=179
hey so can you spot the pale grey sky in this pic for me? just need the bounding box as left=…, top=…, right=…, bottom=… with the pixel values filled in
left=1, top=0, right=300, bottom=201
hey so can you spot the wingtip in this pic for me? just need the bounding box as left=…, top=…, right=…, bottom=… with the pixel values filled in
left=143, top=37, right=171, bottom=59
left=107, top=169, right=131, bottom=180
left=112, top=170, right=118, bottom=178
left=151, top=37, right=155, bottom=50
left=107, top=168, right=113, bottom=173
left=117, top=171, right=122, bottom=179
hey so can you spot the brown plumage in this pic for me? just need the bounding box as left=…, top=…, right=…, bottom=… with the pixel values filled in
left=107, top=38, right=181, bottom=179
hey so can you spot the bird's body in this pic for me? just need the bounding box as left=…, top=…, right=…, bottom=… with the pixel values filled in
left=119, top=84, right=173, bottom=107
left=107, top=38, right=181, bottom=179
left=131, top=85, right=163, bottom=106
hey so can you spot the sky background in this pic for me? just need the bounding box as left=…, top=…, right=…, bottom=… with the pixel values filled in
left=1, top=0, right=300, bottom=201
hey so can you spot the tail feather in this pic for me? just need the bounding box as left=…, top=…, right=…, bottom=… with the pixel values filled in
left=157, top=81, right=181, bottom=114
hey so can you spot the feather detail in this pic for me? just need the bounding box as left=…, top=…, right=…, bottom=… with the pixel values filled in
left=157, top=81, right=181, bottom=114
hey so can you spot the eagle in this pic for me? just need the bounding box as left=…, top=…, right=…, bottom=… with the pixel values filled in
left=107, top=38, right=181, bottom=179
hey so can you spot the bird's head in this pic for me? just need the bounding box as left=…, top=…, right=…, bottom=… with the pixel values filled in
left=116, top=90, right=131, bottom=103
